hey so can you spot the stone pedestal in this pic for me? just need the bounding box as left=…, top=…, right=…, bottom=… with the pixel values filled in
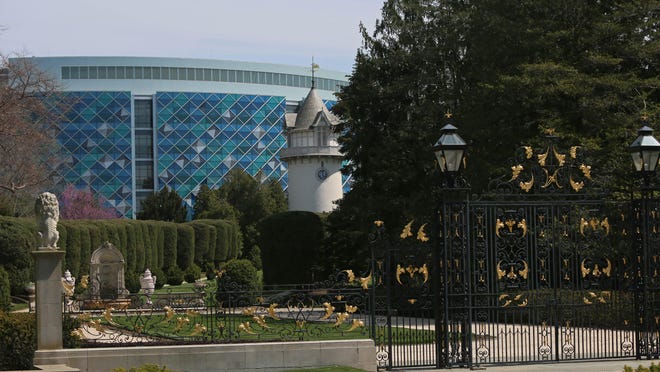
left=32, top=250, right=65, bottom=350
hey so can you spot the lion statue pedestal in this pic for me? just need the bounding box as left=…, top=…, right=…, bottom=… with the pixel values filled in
left=35, top=192, right=60, bottom=250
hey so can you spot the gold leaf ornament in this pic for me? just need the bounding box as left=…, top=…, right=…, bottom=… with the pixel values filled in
left=400, top=220, right=413, bottom=239
left=416, top=223, right=429, bottom=242
left=553, top=147, right=566, bottom=166
left=347, top=319, right=365, bottom=332
left=359, top=272, right=372, bottom=290
left=570, top=177, right=584, bottom=192
left=520, top=174, right=534, bottom=192
left=579, top=164, right=592, bottom=179
left=510, top=165, right=524, bottom=181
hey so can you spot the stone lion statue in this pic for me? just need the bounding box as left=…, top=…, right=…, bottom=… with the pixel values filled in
left=35, top=192, right=60, bottom=249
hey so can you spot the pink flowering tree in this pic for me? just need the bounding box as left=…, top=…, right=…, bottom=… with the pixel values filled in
left=58, top=184, right=119, bottom=219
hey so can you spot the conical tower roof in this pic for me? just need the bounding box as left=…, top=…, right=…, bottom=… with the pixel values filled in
left=293, top=87, right=337, bottom=129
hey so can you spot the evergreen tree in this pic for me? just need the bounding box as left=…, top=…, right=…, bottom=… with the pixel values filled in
left=329, top=0, right=659, bottom=263
left=192, top=169, right=287, bottom=268
left=137, top=186, right=187, bottom=222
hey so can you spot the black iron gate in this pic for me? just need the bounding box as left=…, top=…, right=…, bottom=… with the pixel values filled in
left=371, top=138, right=660, bottom=370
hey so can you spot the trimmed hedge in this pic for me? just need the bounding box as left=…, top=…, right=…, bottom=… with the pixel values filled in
left=0, top=217, right=35, bottom=295
left=0, top=217, right=240, bottom=295
left=161, top=222, right=178, bottom=269
left=176, top=224, right=195, bottom=269
left=187, top=221, right=211, bottom=267
left=0, top=267, right=10, bottom=312
left=0, top=311, right=36, bottom=370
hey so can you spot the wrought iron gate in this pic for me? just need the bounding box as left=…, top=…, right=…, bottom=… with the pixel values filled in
left=371, top=138, right=660, bottom=370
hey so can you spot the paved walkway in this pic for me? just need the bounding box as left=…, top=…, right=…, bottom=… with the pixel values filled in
left=406, top=359, right=659, bottom=371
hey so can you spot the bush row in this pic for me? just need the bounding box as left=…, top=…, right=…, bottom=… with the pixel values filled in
left=0, top=217, right=241, bottom=295
left=0, top=311, right=35, bottom=370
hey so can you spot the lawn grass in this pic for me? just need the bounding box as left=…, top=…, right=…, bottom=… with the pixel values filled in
left=108, top=312, right=370, bottom=342
left=284, top=367, right=368, bottom=372
left=154, top=282, right=198, bottom=294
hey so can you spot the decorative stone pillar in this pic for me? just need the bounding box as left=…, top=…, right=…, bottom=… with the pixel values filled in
left=32, top=250, right=65, bottom=350
left=33, top=192, right=64, bottom=350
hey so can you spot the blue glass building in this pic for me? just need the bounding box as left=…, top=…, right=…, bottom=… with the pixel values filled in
left=30, top=57, right=347, bottom=218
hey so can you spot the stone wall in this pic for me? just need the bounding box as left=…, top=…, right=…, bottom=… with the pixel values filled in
left=34, top=340, right=376, bottom=372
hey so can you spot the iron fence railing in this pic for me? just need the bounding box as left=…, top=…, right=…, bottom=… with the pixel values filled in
left=64, top=274, right=372, bottom=347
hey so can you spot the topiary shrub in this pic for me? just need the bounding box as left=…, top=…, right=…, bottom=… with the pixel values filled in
left=161, top=222, right=178, bottom=269
left=215, top=259, right=261, bottom=306
left=219, top=259, right=260, bottom=291
left=166, top=266, right=184, bottom=286
left=0, top=311, right=36, bottom=370
left=176, top=224, right=194, bottom=269
left=0, top=267, right=10, bottom=312
left=184, top=263, right=202, bottom=283
left=187, top=221, right=211, bottom=267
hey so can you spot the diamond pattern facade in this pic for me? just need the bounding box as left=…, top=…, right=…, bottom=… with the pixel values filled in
left=155, top=92, right=287, bottom=210
left=57, top=92, right=134, bottom=217
left=54, top=91, right=345, bottom=219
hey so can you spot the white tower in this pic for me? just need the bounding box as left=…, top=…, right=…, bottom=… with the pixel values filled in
left=279, top=86, right=343, bottom=212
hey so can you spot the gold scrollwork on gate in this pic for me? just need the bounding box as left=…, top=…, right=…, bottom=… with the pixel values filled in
left=495, top=218, right=527, bottom=238
left=496, top=260, right=529, bottom=281
left=579, top=217, right=610, bottom=236
left=580, top=258, right=612, bottom=278
left=582, top=291, right=611, bottom=305
left=400, top=220, right=430, bottom=242
left=498, top=293, right=528, bottom=307
left=395, top=264, right=429, bottom=285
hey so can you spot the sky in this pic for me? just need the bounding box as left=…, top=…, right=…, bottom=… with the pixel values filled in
left=0, top=0, right=384, bottom=73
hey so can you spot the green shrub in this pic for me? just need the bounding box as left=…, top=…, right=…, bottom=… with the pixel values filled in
left=0, top=217, right=36, bottom=295
left=125, top=223, right=138, bottom=273
left=184, top=263, right=202, bottom=283
left=0, top=267, right=10, bottom=312
left=187, top=222, right=211, bottom=267
left=220, top=259, right=260, bottom=291
left=111, top=364, right=178, bottom=372
left=63, top=223, right=82, bottom=277
left=63, top=314, right=82, bottom=348
left=134, top=222, right=146, bottom=272
left=155, top=224, right=165, bottom=268
left=83, top=223, right=101, bottom=275
left=162, top=222, right=178, bottom=269
left=206, top=226, right=217, bottom=264
left=166, top=266, right=184, bottom=286
left=624, top=363, right=660, bottom=372
left=176, top=224, right=195, bottom=269
left=196, top=219, right=236, bottom=264
left=213, top=220, right=229, bottom=263
left=0, top=311, right=36, bottom=370
left=57, top=222, right=68, bottom=253
left=143, top=223, right=154, bottom=268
